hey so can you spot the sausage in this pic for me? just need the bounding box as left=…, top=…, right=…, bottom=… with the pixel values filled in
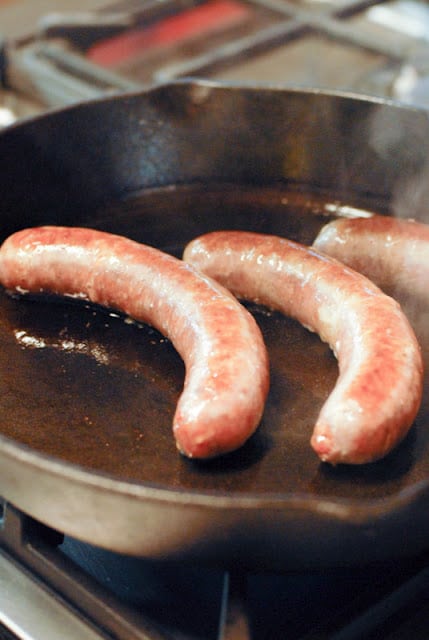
left=0, top=226, right=270, bottom=459
left=313, top=215, right=429, bottom=304
left=183, top=231, right=424, bottom=464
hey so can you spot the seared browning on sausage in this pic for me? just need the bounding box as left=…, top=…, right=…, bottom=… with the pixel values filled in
left=0, top=226, right=269, bottom=459
left=183, top=231, right=423, bottom=465
left=313, top=215, right=429, bottom=304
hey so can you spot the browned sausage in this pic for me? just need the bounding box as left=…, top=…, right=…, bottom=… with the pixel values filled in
left=313, top=215, right=429, bottom=304
left=0, top=226, right=270, bottom=459
left=183, top=231, right=423, bottom=464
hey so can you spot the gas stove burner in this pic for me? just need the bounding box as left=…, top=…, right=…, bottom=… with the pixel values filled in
left=1, top=0, right=429, bottom=120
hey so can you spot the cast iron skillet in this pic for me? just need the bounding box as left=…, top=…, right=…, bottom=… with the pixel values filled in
left=0, top=81, right=427, bottom=571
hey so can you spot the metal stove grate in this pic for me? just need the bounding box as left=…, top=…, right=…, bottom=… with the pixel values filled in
left=1, top=0, right=429, bottom=119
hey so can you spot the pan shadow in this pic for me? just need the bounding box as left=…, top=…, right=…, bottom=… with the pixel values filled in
left=310, top=425, right=419, bottom=499
left=181, top=425, right=272, bottom=476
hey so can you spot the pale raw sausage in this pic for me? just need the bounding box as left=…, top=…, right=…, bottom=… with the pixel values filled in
left=0, top=226, right=270, bottom=459
left=313, top=215, right=429, bottom=304
left=183, top=231, right=423, bottom=464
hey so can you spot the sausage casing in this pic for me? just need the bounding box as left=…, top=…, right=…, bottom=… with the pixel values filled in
left=0, top=226, right=270, bottom=459
left=183, top=230, right=423, bottom=465
left=313, top=215, right=429, bottom=304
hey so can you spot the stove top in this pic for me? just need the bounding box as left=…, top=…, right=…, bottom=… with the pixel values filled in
left=1, top=0, right=429, bottom=128
left=2, top=500, right=429, bottom=640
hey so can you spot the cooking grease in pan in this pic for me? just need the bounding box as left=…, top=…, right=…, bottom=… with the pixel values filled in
left=0, top=184, right=427, bottom=502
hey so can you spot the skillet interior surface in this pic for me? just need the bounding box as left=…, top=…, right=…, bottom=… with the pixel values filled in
left=1, top=184, right=426, bottom=496
left=0, top=82, right=427, bottom=569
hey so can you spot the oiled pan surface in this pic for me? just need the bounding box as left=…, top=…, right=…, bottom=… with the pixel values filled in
left=0, top=84, right=428, bottom=569
left=1, top=184, right=426, bottom=496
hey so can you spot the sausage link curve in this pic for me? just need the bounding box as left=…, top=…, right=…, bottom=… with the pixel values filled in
left=313, top=215, right=429, bottom=304
left=183, top=230, right=424, bottom=465
left=0, top=226, right=270, bottom=459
